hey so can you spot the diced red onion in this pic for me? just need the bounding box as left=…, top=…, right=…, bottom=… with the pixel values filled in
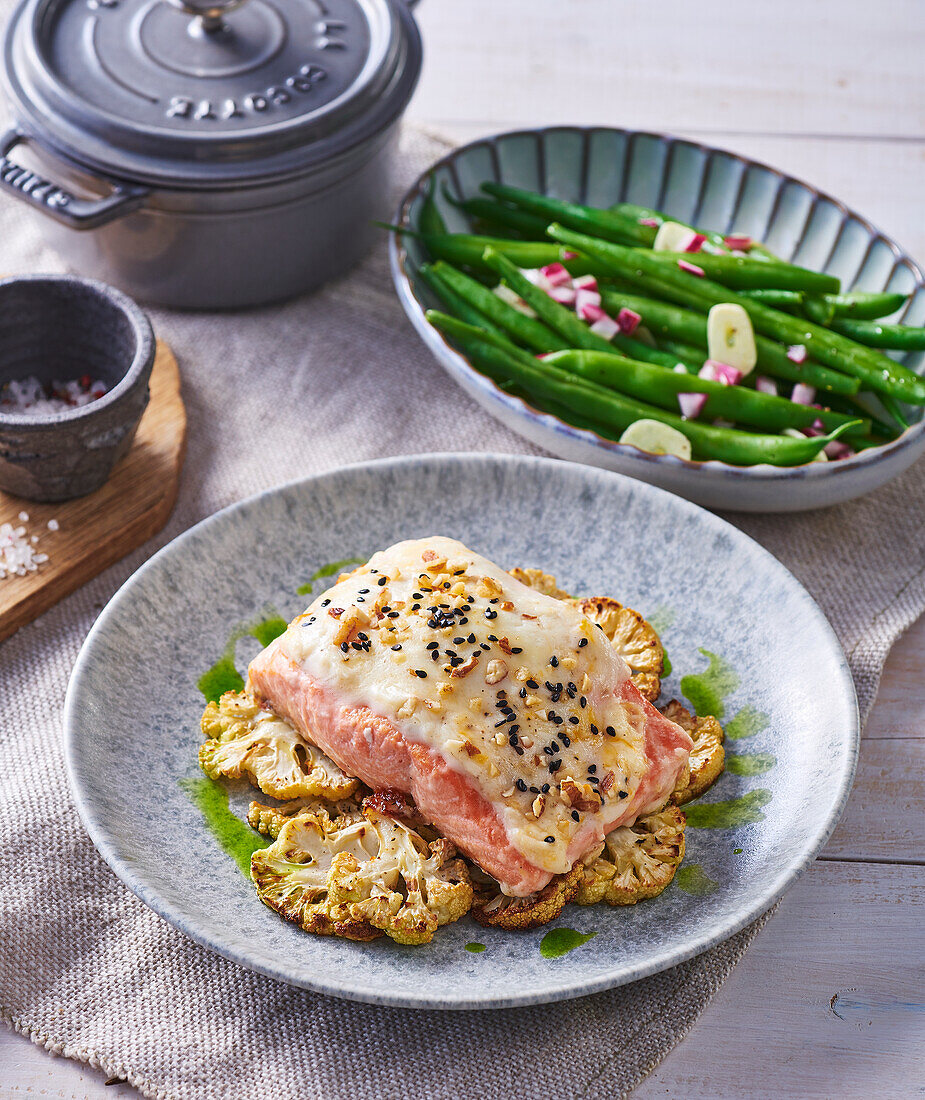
left=678, top=259, right=705, bottom=277
left=535, top=353, right=552, bottom=360
left=578, top=301, right=606, bottom=323
left=572, top=274, right=598, bottom=292
left=561, top=250, right=578, bottom=260
left=724, top=235, right=753, bottom=250
left=520, top=268, right=550, bottom=290
left=678, top=392, right=708, bottom=419
left=824, top=441, right=855, bottom=460
left=589, top=315, right=619, bottom=340
left=787, top=344, right=807, bottom=364
left=700, top=360, right=742, bottom=386
left=616, top=307, right=642, bottom=335
left=755, top=375, right=777, bottom=396
left=684, top=233, right=707, bottom=254
left=791, top=383, right=816, bottom=405
left=638, top=217, right=659, bottom=227
left=541, top=262, right=572, bottom=287
left=548, top=285, right=576, bottom=305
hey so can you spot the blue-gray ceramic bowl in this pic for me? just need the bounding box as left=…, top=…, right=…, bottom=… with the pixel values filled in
left=0, top=275, right=155, bottom=502
left=64, top=453, right=859, bottom=1009
left=390, top=127, right=925, bottom=513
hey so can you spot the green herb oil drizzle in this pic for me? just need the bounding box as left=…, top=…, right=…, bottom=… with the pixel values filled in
left=675, top=864, right=719, bottom=896
left=465, top=942, right=487, bottom=954
left=680, top=649, right=739, bottom=719
left=197, top=613, right=289, bottom=703
left=540, top=928, right=597, bottom=958
left=684, top=789, right=772, bottom=829
left=180, top=777, right=268, bottom=877
left=725, top=705, right=770, bottom=740
left=296, top=557, right=365, bottom=597
left=726, top=752, right=777, bottom=777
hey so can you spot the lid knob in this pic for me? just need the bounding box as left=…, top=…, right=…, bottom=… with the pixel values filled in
left=164, top=0, right=249, bottom=35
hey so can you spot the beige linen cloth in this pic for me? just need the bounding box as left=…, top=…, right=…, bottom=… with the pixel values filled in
left=1, top=125, right=924, bottom=1100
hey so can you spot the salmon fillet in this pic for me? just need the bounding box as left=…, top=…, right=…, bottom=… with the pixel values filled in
left=248, top=537, right=691, bottom=896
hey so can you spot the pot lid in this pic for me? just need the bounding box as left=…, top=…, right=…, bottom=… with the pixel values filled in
left=2, top=0, right=421, bottom=186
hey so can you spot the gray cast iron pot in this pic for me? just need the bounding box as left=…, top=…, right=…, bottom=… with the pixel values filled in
left=0, top=275, right=155, bottom=502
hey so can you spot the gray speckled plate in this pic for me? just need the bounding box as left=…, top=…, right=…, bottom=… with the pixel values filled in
left=64, top=453, right=858, bottom=1009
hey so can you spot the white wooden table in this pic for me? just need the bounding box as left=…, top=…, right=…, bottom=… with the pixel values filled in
left=3, top=1, right=923, bottom=1095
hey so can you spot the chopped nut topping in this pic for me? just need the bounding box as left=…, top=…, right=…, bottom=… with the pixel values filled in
left=448, top=652, right=480, bottom=678
left=581, top=673, right=592, bottom=694
left=478, top=575, right=503, bottom=598
left=397, top=697, right=418, bottom=719
left=501, top=601, right=514, bottom=612
left=561, top=778, right=600, bottom=812
left=484, top=659, right=508, bottom=685
left=532, top=795, right=546, bottom=818
left=599, top=770, right=616, bottom=796
left=333, top=605, right=370, bottom=646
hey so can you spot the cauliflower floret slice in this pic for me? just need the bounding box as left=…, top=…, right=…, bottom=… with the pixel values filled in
left=247, top=794, right=364, bottom=839
left=575, top=806, right=686, bottom=906
left=200, top=691, right=360, bottom=801
left=472, top=863, right=583, bottom=930
left=575, top=597, right=664, bottom=703
left=507, top=567, right=572, bottom=601
left=251, top=805, right=473, bottom=945
left=660, top=700, right=726, bottom=805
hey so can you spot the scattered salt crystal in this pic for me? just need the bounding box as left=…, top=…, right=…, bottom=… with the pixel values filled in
left=0, top=516, right=52, bottom=580
left=18, top=511, right=28, bottom=522
left=47, top=519, right=59, bottom=531
left=0, top=374, right=108, bottom=416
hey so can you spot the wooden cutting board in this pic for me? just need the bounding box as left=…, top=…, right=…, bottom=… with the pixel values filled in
left=0, top=341, right=186, bottom=644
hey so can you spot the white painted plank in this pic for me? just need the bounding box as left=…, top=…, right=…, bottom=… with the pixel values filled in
left=822, top=738, right=925, bottom=861
left=635, top=860, right=925, bottom=1100
left=865, top=614, right=925, bottom=741
left=409, top=0, right=925, bottom=140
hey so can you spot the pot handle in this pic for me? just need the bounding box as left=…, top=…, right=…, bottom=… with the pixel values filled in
left=0, top=128, right=149, bottom=230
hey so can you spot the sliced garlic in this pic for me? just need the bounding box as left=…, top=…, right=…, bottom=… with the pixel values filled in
left=620, top=419, right=692, bottom=461
left=707, top=303, right=757, bottom=375
left=783, top=428, right=828, bottom=462
left=653, top=220, right=698, bottom=252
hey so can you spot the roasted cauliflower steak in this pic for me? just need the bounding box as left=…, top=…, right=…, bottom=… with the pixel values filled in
left=575, top=806, right=686, bottom=906
left=660, top=700, right=726, bottom=805
left=472, top=863, right=584, bottom=930
left=574, top=597, right=663, bottom=703
left=251, top=805, right=473, bottom=945
left=200, top=690, right=360, bottom=801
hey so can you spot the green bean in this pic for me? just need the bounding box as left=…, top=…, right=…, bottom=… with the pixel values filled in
left=878, top=392, right=912, bottom=431
left=801, top=295, right=836, bottom=326
left=642, top=252, right=840, bottom=293
left=428, top=261, right=568, bottom=353
left=426, top=312, right=857, bottom=466
left=482, top=182, right=654, bottom=246
left=600, top=288, right=861, bottom=396
left=545, top=350, right=867, bottom=438
left=419, top=181, right=447, bottom=237
left=740, top=289, right=805, bottom=312
left=550, top=225, right=925, bottom=404
left=653, top=336, right=704, bottom=370
left=441, top=189, right=551, bottom=238
left=828, top=318, right=925, bottom=351
left=825, top=291, right=908, bottom=320
left=609, top=202, right=780, bottom=260
left=481, top=247, right=616, bottom=353
left=417, top=264, right=507, bottom=337
left=381, top=224, right=565, bottom=270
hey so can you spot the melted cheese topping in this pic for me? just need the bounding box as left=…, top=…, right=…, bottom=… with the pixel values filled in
left=274, top=537, right=649, bottom=875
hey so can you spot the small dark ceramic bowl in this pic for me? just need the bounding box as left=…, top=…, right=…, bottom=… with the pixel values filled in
left=0, top=275, right=155, bottom=502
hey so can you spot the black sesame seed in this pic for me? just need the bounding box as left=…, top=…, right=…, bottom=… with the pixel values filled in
left=351, top=641, right=363, bottom=650
left=414, top=669, right=427, bottom=678
left=485, top=609, right=498, bottom=620
left=508, top=725, right=519, bottom=736
left=519, top=687, right=527, bottom=699
left=511, top=647, right=523, bottom=654
left=588, top=764, right=597, bottom=774
left=488, top=634, right=498, bottom=642
left=526, top=679, right=539, bottom=689
left=544, top=835, right=555, bottom=843
left=590, top=723, right=599, bottom=734
left=467, top=633, right=476, bottom=643
left=548, top=741, right=559, bottom=753
left=413, top=592, right=423, bottom=599
left=340, top=642, right=349, bottom=652
left=426, top=641, right=439, bottom=650
left=388, top=611, right=400, bottom=619
left=459, top=618, right=469, bottom=625
left=489, top=598, right=499, bottom=604
left=494, top=715, right=514, bottom=727
left=530, top=786, right=540, bottom=795
left=618, top=790, right=628, bottom=799
left=569, top=716, right=579, bottom=725
left=480, top=643, right=491, bottom=651
left=549, top=760, right=562, bottom=773
left=547, top=710, right=556, bottom=720
left=431, top=651, right=439, bottom=661
left=462, top=604, right=471, bottom=611
left=571, top=811, right=580, bottom=822
left=515, top=779, right=527, bottom=792
left=391, top=644, right=402, bottom=651
left=541, top=783, right=550, bottom=793
left=453, top=636, right=465, bottom=644
left=552, top=715, right=564, bottom=726
left=550, top=655, right=559, bottom=667
left=580, top=696, right=587, bottom=708
left=514, top=746, right=525, bottom=755
left=356, top=597, right=365, bottom=603
left=411, top=603, right=420, bottom=611
left=377, top=576, right=388, bottom=586
left=358, top=588, right=369, bottom=594
left=321, top=599, right=331, bottom=607
left=578, top=638, right=588, bottom=648
left=606, top=725, right=616, bottom=736
left=560, top=733, right=571, bottom=747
